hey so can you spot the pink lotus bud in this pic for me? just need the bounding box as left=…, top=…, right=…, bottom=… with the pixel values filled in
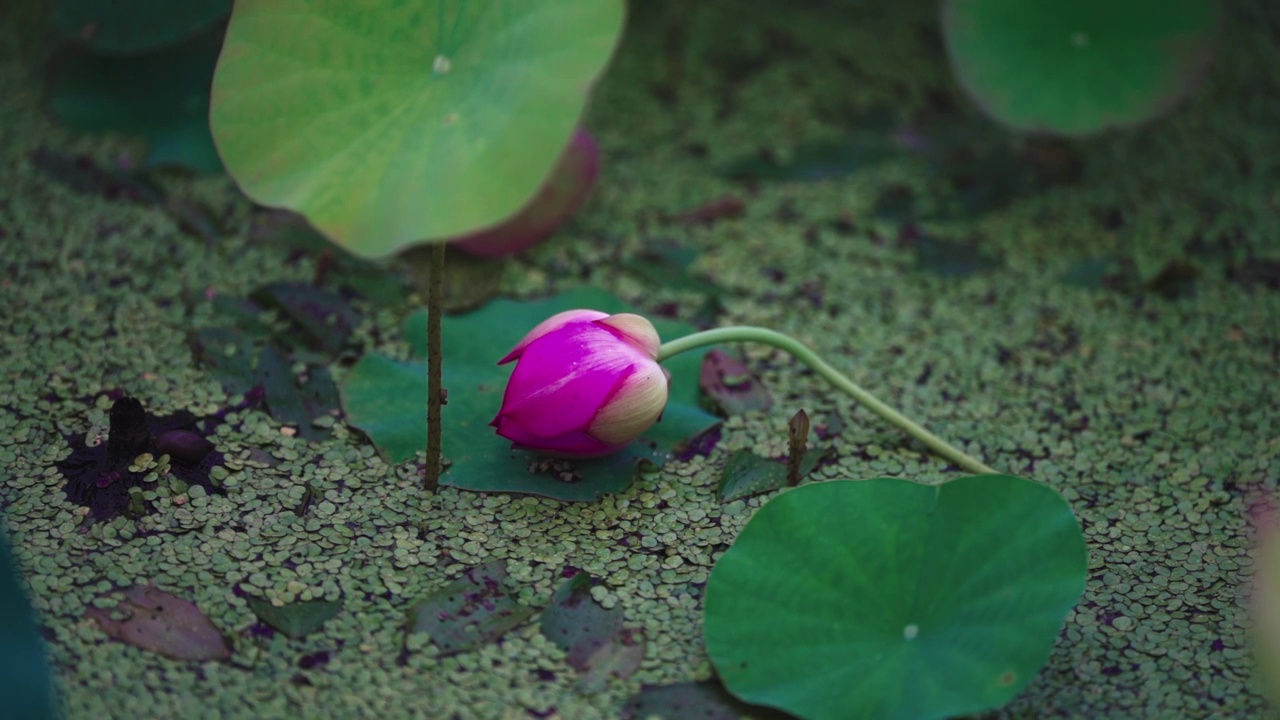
left=451, top=129, right=600, bottom=258
left=490, top=309, right=669, bottom=458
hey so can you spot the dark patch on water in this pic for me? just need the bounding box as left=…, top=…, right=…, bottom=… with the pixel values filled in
left=57, top=395, right=226, bottom=521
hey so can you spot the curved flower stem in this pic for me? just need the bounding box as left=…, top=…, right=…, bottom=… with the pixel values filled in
left=657, top=327, right=997, bottom=476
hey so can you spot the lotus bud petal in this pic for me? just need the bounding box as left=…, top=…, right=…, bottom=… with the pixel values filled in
left=491, top=310, right=669, bottom=458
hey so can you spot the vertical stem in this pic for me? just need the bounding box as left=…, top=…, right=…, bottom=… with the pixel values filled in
left=786, top=409, right=810, bottom=486
left=424, top=241, right=445, bottom=491
left=312, top=249, right=333, bottom=287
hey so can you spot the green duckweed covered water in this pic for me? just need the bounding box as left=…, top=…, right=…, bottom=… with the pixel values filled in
left=1, top=1, right=1278, bottom=718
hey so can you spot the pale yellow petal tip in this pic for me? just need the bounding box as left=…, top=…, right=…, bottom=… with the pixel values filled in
left=595, top=313, right=661, bottom=358
left=588, top=367, right=669, bottom=446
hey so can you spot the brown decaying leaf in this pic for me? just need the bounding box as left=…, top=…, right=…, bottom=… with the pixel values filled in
left=85, top=585, right=231, bottom=661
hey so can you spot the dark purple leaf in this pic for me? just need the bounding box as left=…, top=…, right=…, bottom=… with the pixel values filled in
left=154, top=430, right=214, bottom=466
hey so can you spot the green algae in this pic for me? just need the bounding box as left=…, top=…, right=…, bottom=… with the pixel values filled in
left=0, top=0, right=1277, bottom=718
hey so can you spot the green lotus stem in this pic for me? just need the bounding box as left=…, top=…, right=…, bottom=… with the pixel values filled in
left=657, top=327, right=997, bottom=476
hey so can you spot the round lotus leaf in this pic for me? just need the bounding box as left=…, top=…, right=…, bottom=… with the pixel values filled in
left=942, top=0, right=1220, bottom=136
left=209, top=0, right=626, bottom=259
left=703, top=474, right=1088, bottom=720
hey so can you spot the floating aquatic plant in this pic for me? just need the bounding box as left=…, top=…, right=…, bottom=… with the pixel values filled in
left=209, top=0, right=625, bottom=257
left=942, top=0, right=1221, bottom=135
left=703, top=475, right=1088, bottom=720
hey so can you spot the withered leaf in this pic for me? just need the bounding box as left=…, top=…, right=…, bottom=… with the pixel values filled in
left=85, top=586, right=231, bottom=661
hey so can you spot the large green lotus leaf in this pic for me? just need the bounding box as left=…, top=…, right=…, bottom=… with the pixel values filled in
left=48, top=29, right=224, bottom=173
left=703, top=474, right=1088, bottom=720
left=339, top=287, right=719, bottom=502
left=942, top=0, right=1219, bottom=136
left=210, top=0, right=626, bottom=259
left=0, top=531, right=56, bottom=719
left=53, top=0, right=231, bottom=55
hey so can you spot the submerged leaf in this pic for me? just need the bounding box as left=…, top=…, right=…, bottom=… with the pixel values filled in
left=256, top=343, right=339, bottom=442
left=622, top=245, right=724, bottom=323
left=540, top=573, right=646, bottom=690
left=405, top=561, right=536, bottom=657
left=699, top=350, right=772, bottom=416
left=86, top=586, right=231, bottom=661
left=716, top=449, right=826, bottom=503
left=188, top=326, right=258, bottom=396
left=402, top=246, right=506, bottom=314
left=251, top=282, right=360, bottom=357
left=246, top=597, right=342, bottom=639
left=580, top=628, right=645, bottom=693
left=257, top=217, right=411, bottom=308
left=622, top=680, right=789, bottom=720
left=1060, top=257, right=1123, bottom=289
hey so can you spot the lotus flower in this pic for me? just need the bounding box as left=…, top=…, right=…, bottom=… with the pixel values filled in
left=491, top=310, right=669, bottom=458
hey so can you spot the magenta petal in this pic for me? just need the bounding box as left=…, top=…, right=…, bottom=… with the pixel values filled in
left=498, top=309, right=609, bottom=365
left=498, top=324, right=648, bottom=440
left=494, top=415, right=618, bottom=457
